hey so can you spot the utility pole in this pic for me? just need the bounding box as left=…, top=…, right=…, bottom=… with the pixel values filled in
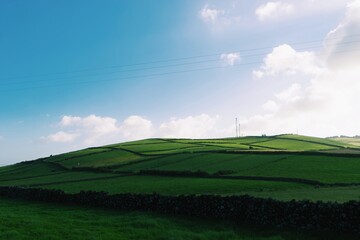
left=238, top=123, right=241, bottom=137
left=235, top=118, right=238, bottom=138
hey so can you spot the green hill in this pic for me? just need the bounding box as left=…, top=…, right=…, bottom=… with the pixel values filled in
left=1, top=134, right=360, bottom=202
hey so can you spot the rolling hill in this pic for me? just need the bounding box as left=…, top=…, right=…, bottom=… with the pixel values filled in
left=1, top=134, right=360, bottom=202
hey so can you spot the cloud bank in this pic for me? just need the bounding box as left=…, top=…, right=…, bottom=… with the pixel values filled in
left=44, top=114, right=228, bottom=147
left=243, top=0, right=360, bottom=137
left=253, top=44, right=324, bottom=78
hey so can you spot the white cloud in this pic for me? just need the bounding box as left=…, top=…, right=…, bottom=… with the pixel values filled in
left=252, top=70, right=264, bottom=79
left=44, top=114, right=229, bottom=146
left=199, top=1, right=348, bottom=31
left=199, top=5, right=224, bottom=23
left=46, top=131, right=78, bottom=143
left=324, top=0, right=360, bottom=69
left=253, top=44, right=324, bottom=78
left=59, top=115, right=119, bottom=139
left=159, top=114, right=220, bottom=138
left=198, top=4, right=240, bottom=31
left=301, top=0, right=350, bottom=14
left=255, top=0, right=349, bottom=21
left=255, top=2, right=294, bottom=21
left=220, top=52, right=241, bottom=66
left=60, top=116, right=82, bottom=127
left=120, top=115, right=154, bottom=140
left=243, top=0, right=360, bottom=137
left=275, top=83, right=302, bottom=101
left=262, top=100, right=279, bottom=112
left=46, top=115, right=120, bottom=145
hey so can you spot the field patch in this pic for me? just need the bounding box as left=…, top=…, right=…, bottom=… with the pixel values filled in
left=40, top=175, right=307, bottom=195
left=55, top=149, right=144, bottom=168
left=0, top=171, right=116, bottom=187
left=119, top=142, right=198, bottom=154
left=232, top=155, right=360, bottom=183
left=252, top=139, right=337, bottom=151
left=115, top=153, right=292, bottom=174
left=48, top=148, right=111, bottom=163
left=331, top=137, right=360, bottom=147
left=0, top=161, right=65, bottom=182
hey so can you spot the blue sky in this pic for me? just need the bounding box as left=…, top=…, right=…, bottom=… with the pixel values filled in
left=1, top=0, right=359, bottom=164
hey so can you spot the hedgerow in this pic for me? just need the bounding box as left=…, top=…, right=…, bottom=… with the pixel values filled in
left=0, top=186, right=358, bottom=234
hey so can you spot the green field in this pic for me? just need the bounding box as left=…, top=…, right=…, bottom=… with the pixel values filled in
left=0, top=199, right=354, bottom=240
left=1, top=134, right=360, bottom=201
left=1, top=134, right=360, bottom=238
left=2, top=198, right=353, bottom=240
left=330, top=137, right=360, bottom=147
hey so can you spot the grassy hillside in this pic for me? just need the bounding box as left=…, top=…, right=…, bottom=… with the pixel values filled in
left=1, top=198, right=352, bottom=240
left=1, top=134, right=360, bottom=202
left=1, top=134, right=360, bottom=239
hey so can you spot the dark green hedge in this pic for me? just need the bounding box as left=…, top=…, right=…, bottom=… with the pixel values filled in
left=0, top=186, right=358, bottom=234
left=137, top=170, right=323, bottom=186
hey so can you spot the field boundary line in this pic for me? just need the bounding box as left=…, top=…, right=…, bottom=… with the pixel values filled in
left=20, top=173, right=134, bottom=188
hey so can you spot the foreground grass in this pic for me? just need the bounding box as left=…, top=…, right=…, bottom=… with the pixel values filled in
left=0, top=198, right=355, bottom=240
left=0, top=199, right=315, bottom=240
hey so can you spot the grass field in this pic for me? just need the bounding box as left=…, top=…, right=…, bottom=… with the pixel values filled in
left=0, top=199, right=277, bottom=240
left=39, top=175, right=306, bottom=195
left=1, top=134, right=360, bottom=238
left=54, top=150, right=144, bottom=168
left=0, top=198, right=357, bottom=240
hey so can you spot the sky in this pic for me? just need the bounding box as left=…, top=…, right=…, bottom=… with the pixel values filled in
left=0, top=0, right=360, bottom=164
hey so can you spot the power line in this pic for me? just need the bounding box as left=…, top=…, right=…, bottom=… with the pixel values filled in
left=1, top=33, right=360, bottom=83
left=4, top=61, right=262, bottom=92
left=1, top=45, right=360, bottom=92
left=1, top=38, right=360, bottom=88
